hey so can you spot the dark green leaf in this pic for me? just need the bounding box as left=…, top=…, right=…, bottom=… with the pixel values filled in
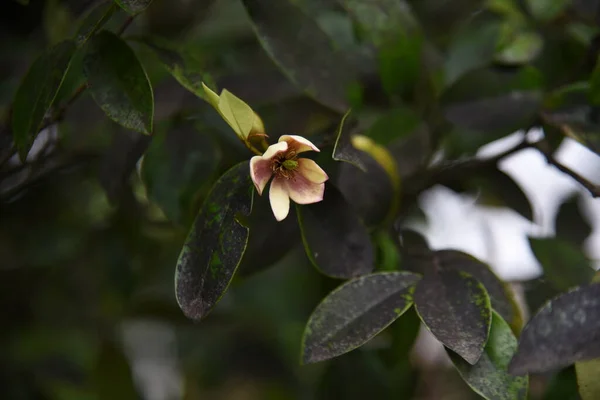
left=141, top=122, right=220, bottom=225
left=576, top=359, right=600, bottom=400
left=302, top=271, right=421, bottom=364
left=93, top=340, right=139, bottom=400
left=543, top=366, right=580, bottom=400
left=44, top=0, right=73, bottom=45
left=590, top=56, right=600, bottom=106
left=242, top=0, right=355, bottom=112
left=365, top=106, right=421, bottom=146
left=378, top=35, right=423, bottom=98
left=509, top=283, right=600, bottom=375
left=114, top=0, right=153, bottom=15
left=141, top=38, right=208, bottom=100
left=528, top=237, right=594, bottom=292
left=297, top=183, right=374, bottom=278
left=522, top=278, right=561, bottom=314
left=75, top=1, right=117, bottom=46
left=175, top=162, right=254, bottom=320
left=374, top=231, right=401, bottom=272
left=11, top=40, right=76, bottom=160
left=526, top=0, right=569, bottom=21
left=414, top=269, right=492, bottom=364
left=556, top=195, right=592, bottom=248
left=448, top=312, right=528, bottom=400
left=332, top=110, right=366, bottom=171
left=84, top=31, right=154, bottom=134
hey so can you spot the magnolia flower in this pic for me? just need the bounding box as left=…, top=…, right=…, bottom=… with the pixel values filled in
left=250, top=135, right=329, bottom=221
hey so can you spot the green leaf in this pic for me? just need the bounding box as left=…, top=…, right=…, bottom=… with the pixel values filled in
left=11, top=40, right=76, bottom=160
left=528, top=237, right=595, bottom=292
left=365, top=106, right=421, bottom=146
left=83, top=31, right=154, bottom=135
left=332, top=110, right=366, bottom=171
left=44, top=0, right=73, bottom=45
left=509, top=283, right=600, bottom=375
left=93, top=340, right=139, bottom=400
left=526, top=0, right=569, bottom=21
left=555, top=195, right=592, bottom=248
left=75, top=1, right=117, bottom=46
left=241, top=0, right=355, bottom=112
left=175, top=162, right=254, bottom=320
left=114, top=0, right=153, bottom=15
left=495, top=31, right=544, bottom=65
left=140, top=122, right=220, bottom=225
left=448, top=312, right=528, bottom=400
left=141, top=38, right=208, bottom=100
left=301, top=271, right=421, bottom=364
left=414, top=269, right=492, bottom=364
left=378, top=34, right=423, bottom=98
left=297, top=183, right=374, bottom=279
left=577, top=359, right=600, bottom=400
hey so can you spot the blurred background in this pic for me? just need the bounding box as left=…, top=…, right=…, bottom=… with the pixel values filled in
left=1, top=0, right=599, bottom=399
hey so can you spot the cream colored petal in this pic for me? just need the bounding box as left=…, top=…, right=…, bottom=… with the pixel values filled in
left=286, top=174, right=325, bottom=205
left=279, top=134, right=320, bottom=154
left=269, top=176, right=291, bottom=221
left=249, top=156, right=272, bottom=195
left=297, top=158, right=328, bottom=184
left=219, top=90, right=256, bottom=139
left=262, top=141, right=288, bottom=160
left=201, top=82, right=221, bottom=109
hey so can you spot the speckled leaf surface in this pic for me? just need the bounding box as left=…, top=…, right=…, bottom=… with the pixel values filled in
left=509, top=283, right=600, bottom=375
left=241, top=0, right=354, bottom=112
left=114, top=0, right=153, bottom=15
left=302, top=271, right=421, bottom=364
left=175, top=162, right=254, bottom=320
left=12, top=40, right=76, bottom=159
left=449, top=312, right=528, bottom=400
left=414, top=269, right=492, bottom=365
left=84, top=31, right=153, bottom=134
left=297, top=183, right=374, bottom=279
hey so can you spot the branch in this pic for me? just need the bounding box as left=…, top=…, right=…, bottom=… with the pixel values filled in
left=533, top=141, right=600, bottom=198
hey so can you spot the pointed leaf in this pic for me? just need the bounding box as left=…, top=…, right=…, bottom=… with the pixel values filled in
left=12, top=40, right=76, bottom=159
left=297, top=183, right=374, bottom=278
left=414, top=269, right=492, bottom=364
left=114, top=0, right=153, bottom=15
left=332, top=110, right=366, bottom=171
left=302, top=271, right=421, bottom=364
left=509, top=283, right=600, bottom=375
left=241, top=0, right=355, bottom=112
left=576, top=359, right=600, bottom=400
left=175, top=162, right=254, bottom=320
left=75, top=1, right=117, bottom=45
left=84, top=31, right=154, bottom=134
left=528, top=237, right=595, bottom=292
left=448, top=312, right=528, bottom=400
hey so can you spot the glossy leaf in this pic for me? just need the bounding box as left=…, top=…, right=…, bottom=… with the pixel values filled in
left=84, top=31, right=154, bottom=134
left=332, top=110, right=366, bottom=171
left=175, top=162, right=254, bottom=320
left=75, top=1, right=117, bottom=45
left=414, top=269, right=492, bottom=364
left=242, top=0, right=355, bottom=112
left=576, top=359, right=600, bottom=400
left=11, top=40, right=76, bottom=160
left=297, top=183, right=374, bottom=279
left=114, top=0, right=153, bottom=15
left=301, top=271, right=421, bottom=364
left=528, top=237, right=594, bottom=292
left=140, top=122, right=220, bottom=225
left=509, top=283, right=600, bottom=375
left=448, top=312, right=528, bottom=400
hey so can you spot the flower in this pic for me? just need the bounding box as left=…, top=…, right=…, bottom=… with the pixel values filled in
left=250, top=135, right=329, bottom=221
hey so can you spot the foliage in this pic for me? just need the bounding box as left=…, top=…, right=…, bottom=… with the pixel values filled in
left=3, top=0, right=600, bottom=398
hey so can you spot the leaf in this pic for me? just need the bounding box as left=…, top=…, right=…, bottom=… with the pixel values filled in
left=365, top=106, right=421, bottom=146
left=140, top=122, right=221, bottom=225
left=526, top=0, right=569, bottom=21
left=378, top=34, right=423, bottom=98
left=297, top=183, right=374, bottom=279
left=75, top=1, right=117, bottom=46
left=301, top=271, right=421, bottom=364
left=242, top=0, right=355, bottom=112
left=93, top=340, right=139, bottom=400
left=528, top=237, right=595, bottom=292
left=11, top=40, right=76, bottom=160
left=141, top=38, right=207, bottom=100
left=84, top=31, right=154, bottom=134
left=414, top=268, right=492, bottom=364
left=576, top=359, right=600, bottom=400
left=114, top=0, right=153, bottom=15
left=44, top=0, right=73, bottom=45
left=332, top=110, right=366, bottom=171
left=448, top=312, right=528, bottom=400
left=495, top=31, right=544, bottom=65
left=555, top=195, right=592, bottom=248
left=175, top=162, right=254, bottom=320
left=509, top=283, right=600, bottom=375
